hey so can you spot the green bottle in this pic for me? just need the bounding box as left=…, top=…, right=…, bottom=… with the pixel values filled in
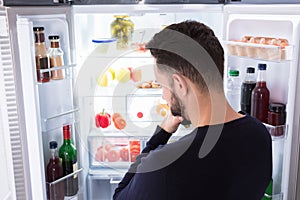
left=262, top=179, right=273, bottom=200
left=59, top=124, right=79, bottom=196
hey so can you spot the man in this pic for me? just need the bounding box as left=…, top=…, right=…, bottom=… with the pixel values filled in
left=113, top=20, right=272, bottom=200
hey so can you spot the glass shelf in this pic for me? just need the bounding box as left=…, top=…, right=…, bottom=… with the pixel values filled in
left=225, top=40, right=293, bottom=62
left=263, top=192, right=283, bottom=200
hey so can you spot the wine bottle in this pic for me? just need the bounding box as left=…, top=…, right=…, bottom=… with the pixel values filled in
left=46, top=141, right=64, bottom=200
left=59, top=124, right=79, bottom=196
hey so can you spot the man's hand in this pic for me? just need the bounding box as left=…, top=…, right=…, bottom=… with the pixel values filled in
left=160, top=112, right=183, bottom=134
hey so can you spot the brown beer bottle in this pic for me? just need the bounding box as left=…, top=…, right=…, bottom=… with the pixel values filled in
left=33, top=27, right=50, bottom=82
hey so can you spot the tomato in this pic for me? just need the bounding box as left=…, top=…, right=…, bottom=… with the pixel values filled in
left=106, top=148, right=120, bottom=162
left=137, top=112, right=143, bottom=118
left=112, top=113, right=127, bottom=130
left=95, top=146, right=105, bottom=162
left=120, top=147, right=129, bottom=161
left=95, top=109, right=111, bottom=128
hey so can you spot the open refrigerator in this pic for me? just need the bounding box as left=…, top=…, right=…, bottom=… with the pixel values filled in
left=0, top=2, right=300, bottom=200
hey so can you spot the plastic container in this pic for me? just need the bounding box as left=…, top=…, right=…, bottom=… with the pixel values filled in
left=92, top=38, right=117, bottom=54
left=226, top=69, right=241, bottom=112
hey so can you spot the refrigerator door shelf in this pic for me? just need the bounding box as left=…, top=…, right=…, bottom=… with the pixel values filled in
left=264, top=123, right=288, bottom=141
left=37, top=63, right=77, bottom=84
left=46, top=168, right=84, bottom=200
left=225, top=40, right=293, bottom=62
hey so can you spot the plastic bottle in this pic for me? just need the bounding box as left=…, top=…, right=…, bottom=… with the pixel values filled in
left=33, top=27, right=50, bottom=82
left=240, top=67, right=256, bottom=114
left=46, top=141, right=64, bottom=200
left=59, top=124, right=79, bottom=196
left=226, top=69, right=241, bottom=111
left=48, top=35, right=64, bottom=80
left=251, top=63, right=270, bottom=123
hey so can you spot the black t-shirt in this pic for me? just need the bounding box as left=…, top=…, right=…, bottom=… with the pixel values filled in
left=113, top=114, right=272, bottom=200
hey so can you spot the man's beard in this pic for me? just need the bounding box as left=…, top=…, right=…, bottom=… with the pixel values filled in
left=170, top=92, right=185, bottom=118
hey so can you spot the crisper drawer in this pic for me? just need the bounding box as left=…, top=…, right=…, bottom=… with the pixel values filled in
left=87, top=173, right=123, bottom=200
left=88, top=134, right=146, bottom=168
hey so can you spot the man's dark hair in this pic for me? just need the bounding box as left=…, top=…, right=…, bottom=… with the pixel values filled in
left=146, top=20, right=224, bottom=93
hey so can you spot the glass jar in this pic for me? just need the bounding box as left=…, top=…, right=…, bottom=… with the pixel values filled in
left=268, top=103, right=286, bottom=136
left=111, top=15, right=134, bottom=50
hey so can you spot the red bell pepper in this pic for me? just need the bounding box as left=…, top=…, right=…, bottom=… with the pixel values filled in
left=95, top=109, right=111, bottom=128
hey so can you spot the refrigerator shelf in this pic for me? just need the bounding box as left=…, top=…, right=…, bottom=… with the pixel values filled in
left=46, top=168, right=83, bottom=200
left=88, top=134, right=144, bottom=169
left=225, top=40, right=293, bottom=62
left=263, top=123, right=288, bottom=141
left=37, top=64, right=76, bottom=85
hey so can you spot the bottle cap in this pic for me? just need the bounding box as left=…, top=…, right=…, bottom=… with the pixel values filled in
left=48, top=35, right=60, bottom=40
left=258, top=63, right=267, bottom=70
left=246, top=67, right=255, bottom=74
left=49, top=141, right=58, bottom=149
left=269, top=103, right=286, bottom=113
left=229, top=69, right=239, bottom=77
left=33, top=27, right=44, bottom=32
left=63, top=124, right=71, bottom=139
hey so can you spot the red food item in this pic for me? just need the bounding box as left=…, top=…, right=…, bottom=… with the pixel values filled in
left=95, top=109, right=111, bottom=128
left=106, top=148, right=120, bottom=162
left=120, top=147, right=129, bottom=161
left=95, top=146, right=105, bottom=162
left=104, top=143, right=113, bottom=152
left=112, top=113, right=127, bottom=130
left=130, top=152, right=139, bottom=162
left=137, top=112, right=143, bottom=118
left=130, top=145, right=140, bottom=152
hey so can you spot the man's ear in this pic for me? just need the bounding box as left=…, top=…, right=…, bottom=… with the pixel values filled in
left=172, top=73, right=188, bottom=96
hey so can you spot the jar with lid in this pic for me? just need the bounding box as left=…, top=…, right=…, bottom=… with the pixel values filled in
left=48, top=35, right=64, bottom=80
left=111, top=15, right=134, bottom=50
left=33, top=27, right=50, bottom=83
left=268, top=103, right=286, bottom=136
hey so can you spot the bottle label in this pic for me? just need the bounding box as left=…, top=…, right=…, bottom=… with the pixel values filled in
left=73, top=162, right=78, bottom=179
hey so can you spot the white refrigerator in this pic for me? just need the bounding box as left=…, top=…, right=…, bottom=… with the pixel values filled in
left=0, top=2, right=299, bottom=200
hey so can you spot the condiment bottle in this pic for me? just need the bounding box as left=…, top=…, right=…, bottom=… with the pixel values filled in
left=48, top=35, right=64, bottom=80
left=268, top=103, right=286, bottom=126
left=251, top=63, right=270, bottom=123
left=240, top=67, right=256, bottom=114
left=59, top=124, right=79, bottom=196
left=46, top=141, right=64, bottom=200
left=33, top=27, right=50, bottom=82
left=268, top=103, right=286, bottom=136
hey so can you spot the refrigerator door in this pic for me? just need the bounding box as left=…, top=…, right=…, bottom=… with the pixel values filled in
left=224, top=4, right=300, bottom=200
left=3, top=6, right=83, bottom=199
left=0, top=9, right=17, bottom=200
